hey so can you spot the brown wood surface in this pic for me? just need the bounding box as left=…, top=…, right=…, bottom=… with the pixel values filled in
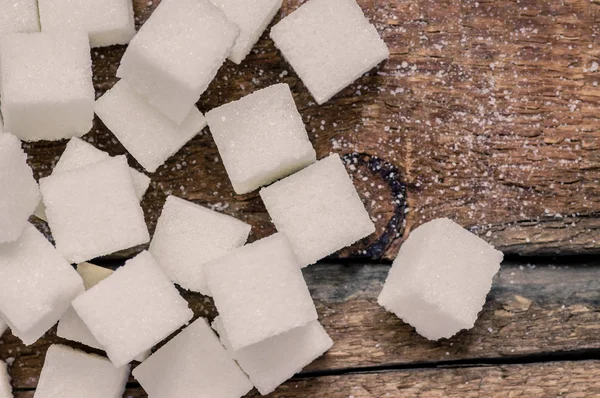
left=23, top=0, right=600, bottom=260
left=3, top=261, right=600, bottom=396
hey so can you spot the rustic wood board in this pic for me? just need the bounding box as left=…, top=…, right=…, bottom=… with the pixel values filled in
left=4, top=261, right=600, bottom=396
left=22, top=0, right=600, bottom=261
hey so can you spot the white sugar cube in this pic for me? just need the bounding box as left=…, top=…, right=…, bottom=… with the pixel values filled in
left=72, top=251, right=193, bottom=367
left=0, top=32, right=94, bottom=141
left=260, top=154, right=375, bottom=267
left=0, top=0, right=39, bottom=38
left=95, top=80, right=207, bottom=172
left=204, top=233, right=317, bottom=351
left=0, top=223, right=84, bottom=345
left=378, top=218, right=503, bottom=340
left=38, top=0, right=135, bottom=47
left=40, top=156, right=149, bottom=263
left=210, top=0, right=282, bottom=64
left=213, top=317, right=332, bottom=395
left=116, top=0, right=239, bottom=123
left=36, top=137, right=151, bottom=222
left=35, top=345, right=129, bottom=398
left=149, top=196, right=250, bottom=294
left=0, top=134, right=40, bottom=243
left=0, top=361, right=10, bottom=398
left=270, top=0, right=389, bottom=104
left=133, top=318, right=252, bottom=398
left=76, top=262, right=114, bottom=290
left=206, top=83, right=316, bottom=194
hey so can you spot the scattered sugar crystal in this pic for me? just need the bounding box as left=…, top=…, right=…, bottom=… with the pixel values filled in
left=133, top=318, right=252, bottom=398
left=270, top=0, right=389, bottom=104
left=38, top=0, right=135, bottom=47
left=116, top=0, right=239, bottom=123
left=209, top=0, right=282, bottom=64
left=204, top=233, right=317, bottom=351
left=149, top=195, right=250, bottom=294
left=260, top=154, right=375, bottom=267
left=0, top=223, right=84, bottom=345
left=0, top=134, right=40, bottom=243
left=0, top=360, right=10, bottom=398
left=206, top=83, right=316, bottom=194
left=378, top=218, right=504, bottom=340
left=35, top=345, right=129, bottom=398
left=40, top=156, right=149, bottom=263
left=0, top=0, right=39, bottom=38
left=72, top=251, right=193, bottom=367
left=213, top=317, right=332, bottom=395
left=0, top=32, right=94, bottom=141
left=36, top=137, right=151, bottom=221
left=95, top=80, right=207, bottom=172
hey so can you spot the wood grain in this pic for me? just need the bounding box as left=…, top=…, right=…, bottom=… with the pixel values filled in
left=21, top=0, right=600, bottom=261
left=4, top=261, right=600, bottom=393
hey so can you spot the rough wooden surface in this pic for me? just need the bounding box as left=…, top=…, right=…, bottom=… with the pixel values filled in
left=3, top=261, right=600, bottom=396
left=22, top=0, right=600, bottom=261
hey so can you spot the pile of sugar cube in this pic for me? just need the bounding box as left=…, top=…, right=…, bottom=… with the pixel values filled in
left=0, top=0, right=504, bottom=397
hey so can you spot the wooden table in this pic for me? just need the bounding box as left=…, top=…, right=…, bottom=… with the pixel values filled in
left=3, top=0, right=600, bottom=396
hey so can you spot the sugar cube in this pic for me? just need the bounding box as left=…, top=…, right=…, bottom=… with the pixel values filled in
left=35, top=138, right=151, bottom=222
left=260, top=154, right=375, bottom=267
left=0, top=32, right=94, bottom=141
left=133, top=318, right=252, bottom=398
left=149, top=195, right=251, bottom=294
left=38, top=0, right=135, bottom=47
left=0, top=134, right=40, bottom=243
left=95, top=80, right=207, bottom=172
left=206, top=83, right=316, bottom=194
left=209, top=0, right=282, bottom=64
left=116, top=0, right=239, bottom=123
left=72, top=251, right=193, bottom=367
left=40, top=156, right=150, bottom=263
left=0, top=223, right=84, bottom=345
left=0, top=0, right=39, bottom=38
left=0, top=360, right=10, bottom=398
left=35, top=345, right=129, bottom=398
left=213, top=317, right=332, bottom=395
left=378, top=218, right=503, bottom=340
left=204, top=233, right=317, bottom=351
left=270, top=0, right=389, bottom=104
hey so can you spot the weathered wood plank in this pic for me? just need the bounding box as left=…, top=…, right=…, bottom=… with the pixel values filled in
left=14, top=360, right=600, bottom=397
left=3, top=261, right=600, bottom=391
left=22, top=0, right=600, bottom=260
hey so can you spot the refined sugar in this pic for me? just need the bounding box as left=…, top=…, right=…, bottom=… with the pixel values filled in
left=133, top=318, right=252, bottom=398
left=378, top=218, right=503, bottom=340
left=213, top=317, right=332, bottom=395
left=72, top=251, right=193, bottom=367
left=149, top=195, right=250, bottom=294
left=0, top=223, right=84, bottom=345
left=206, top=83, right=316, bottom=194
left=270, top=0, right=389, bottom=104
left=0, top=360, right=10, bottom=398
left=38, top=0, right=135, bottom=47
left=0, top=134, right=40, bottom=243
left=95, top=80, right=207, bottom=172
left=204, top=233, right=317, bottom=350
left=36, top=138, right=151, bottom=221
left=209, top=0, right=282, bottom=64
left=0, top=0, right=39, bottom=38
left=40, top=156, right=150, bottom=263
left=0, top=32, right=94, bottom=141
left=116, top=0, right=239, bottom=123
left=0, top=318, right=7, bottom=337
left=260, top=154, right=375, bottom=267
left=35, top=345, right=129, bottom=398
